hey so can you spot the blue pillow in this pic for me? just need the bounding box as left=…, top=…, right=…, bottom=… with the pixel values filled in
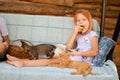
left=93, top=37, right=116, bottom=67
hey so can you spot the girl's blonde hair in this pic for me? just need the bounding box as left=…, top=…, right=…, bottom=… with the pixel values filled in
left=74, top=9, right=94, bottom=34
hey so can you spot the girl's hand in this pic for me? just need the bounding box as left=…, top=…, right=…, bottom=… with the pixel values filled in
left=69, top=50, right=78, bottom=56
left=73, top=25, right=80, bottom=34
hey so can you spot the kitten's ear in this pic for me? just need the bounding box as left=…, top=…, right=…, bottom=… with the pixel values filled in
left=21, top=40, right=28, bottom=46
left=21, top=40, right=30, bottom=46
left=21, top=40, right=31, bottom=49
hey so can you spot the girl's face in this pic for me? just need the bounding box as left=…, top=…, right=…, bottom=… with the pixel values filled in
left=76, top=13, right=89, bottom=34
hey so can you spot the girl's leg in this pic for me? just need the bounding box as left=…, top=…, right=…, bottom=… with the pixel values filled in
left=6, top=54, right=28, bottom=61
left=7, top=60, right=24, bottom=68
left=7, top=57, right=60, bottom=68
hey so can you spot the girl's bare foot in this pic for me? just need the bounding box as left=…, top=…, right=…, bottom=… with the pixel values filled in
left=7, top=60, right=23, bottom=68
left=6, top=54, right=20, bottom=61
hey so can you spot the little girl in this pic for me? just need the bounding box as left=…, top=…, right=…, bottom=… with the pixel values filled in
left=66, top=9, right=98, bottom=65
left=7, top=9, right=99, bottom=67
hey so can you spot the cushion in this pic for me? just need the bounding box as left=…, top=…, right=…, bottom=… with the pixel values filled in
left=93, top=37, right=116, bottom=67
left=92, top=19, right=100, bottom=38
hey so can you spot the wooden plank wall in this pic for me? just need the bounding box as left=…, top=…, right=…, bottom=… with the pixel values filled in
left=0, top=0, right=120, bottom=56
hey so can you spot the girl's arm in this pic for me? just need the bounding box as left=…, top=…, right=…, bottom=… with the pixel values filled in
left=70, top=36, right=99, bottom=57
left=66, top=32, right=77, bottom=50
left=66, top=26, right=79, bottom=50
left=2, top=35, right=10, bottom=48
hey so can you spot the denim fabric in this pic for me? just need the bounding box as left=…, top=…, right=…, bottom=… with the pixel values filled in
left=93, top=37, right=116, bottom=67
